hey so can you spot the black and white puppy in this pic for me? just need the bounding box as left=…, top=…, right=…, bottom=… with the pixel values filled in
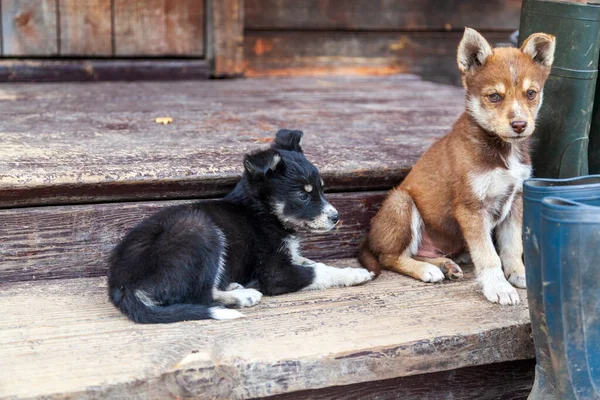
left=108, top=129, right=374, bottom=323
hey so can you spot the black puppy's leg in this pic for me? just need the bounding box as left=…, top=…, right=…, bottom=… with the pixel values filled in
left=212, top=286, right=263, bottom=308
left=301, top=261, right=374, bottom=291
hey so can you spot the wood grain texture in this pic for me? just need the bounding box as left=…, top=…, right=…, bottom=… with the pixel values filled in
left=58, top=0, right=112, bottom=56
left=0, top=192, right=385, bottom=282
left=266, top=359, right=535, bottom=400
left=1, top=0, right=58, bottom=56
left=0, top=76, right=464, bottom=208
left=208, top=0, right=244, bottom=77
left=113, top=0, right=204, bottom=56
left=245, top=31, right=512, bottom=84
left=0, top=58, right=209, bottom=81
left=0, top=270, right=533, bottom=399
left=245, top=0, right=522, bottom=31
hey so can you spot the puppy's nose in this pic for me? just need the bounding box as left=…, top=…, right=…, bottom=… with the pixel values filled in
left=511, top=120, right=527, bottom=134
left=329, top=212, right=339, bottom=224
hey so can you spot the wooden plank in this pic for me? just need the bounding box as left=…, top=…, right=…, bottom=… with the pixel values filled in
left=245, top=0, right=522, bottom=31
left=267, top=359, right=535, bottom=400
left=113, top=0, right=204, bottom=56
left=0, top=272, right=533, bottom=399
left=0, top=59, right=209, bottom=82
left=0, top=76, right=464, bottom=208
left=0, top=192, right=385, bottom=282
left=245, top=31, right=512, bottom=84
left=58, top=0, right=112, bottom=56
left=1, top=0, right=58, bottom=56
left=208, top=0, right=244, bottom=77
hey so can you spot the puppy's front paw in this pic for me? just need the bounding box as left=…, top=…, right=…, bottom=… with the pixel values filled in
left=479, top=269, right=520, bottom=305
left=231, top=288, right=263, bottom=308
left=438, top=260, right=463, bottom=280
left=420, top=264, right=445, bottom=283
left=341, top=267, right=375, bottom=286
left=507, top=272, right=526, bottom=289
left=226, top=282, right=245, bottom=291
left=503, top=260, right=526, bottom=289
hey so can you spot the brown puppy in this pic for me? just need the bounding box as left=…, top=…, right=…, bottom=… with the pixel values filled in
left=359, top=28, right=555, bottom=305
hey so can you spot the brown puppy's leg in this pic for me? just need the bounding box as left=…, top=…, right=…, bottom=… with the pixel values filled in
left=414, top=256, right=463, bottom=280
left=455, top=206, right=520, bottom=305
left=495, top=195, right=526, bottom=289
left=380, top=253, right=445, bottom=283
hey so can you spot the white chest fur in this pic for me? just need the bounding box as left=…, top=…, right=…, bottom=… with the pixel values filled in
left=469, top=152, right=531, bottom=225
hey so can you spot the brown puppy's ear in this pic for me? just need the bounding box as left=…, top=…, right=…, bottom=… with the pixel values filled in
left=244, top=149, right=282, bottom=179
left=520, top=33, right=556, bottom=69
left=457, top=27, right=493, bottom=74
left=273, top=129, right=304, bottom=153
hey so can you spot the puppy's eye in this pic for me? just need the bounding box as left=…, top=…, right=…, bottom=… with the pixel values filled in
left=298, top=192, right=310, bottom=202
left=526, top=89, right=537, bottom=100
left=488, top=93, right=501, bottom=103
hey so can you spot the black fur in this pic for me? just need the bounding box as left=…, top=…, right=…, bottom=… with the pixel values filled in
left=108, top=129, right=338, bottom=323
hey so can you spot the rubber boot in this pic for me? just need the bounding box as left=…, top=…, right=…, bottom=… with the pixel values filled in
left=519, top=0, right=600, bottom=178
left=589, top=1, right=600, bottom=174
left=523, top=175, right=600, bottom=400
left=541, top=196, right=600, bottom=399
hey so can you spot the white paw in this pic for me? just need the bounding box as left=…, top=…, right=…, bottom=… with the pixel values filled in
left=210, top=307, right=245, bottom=320
left=421, top=264, right=445, bottom=283
left=341, top=267, right=375, bottom=286
left=230, top=288, right=263, bottom=308
left=479, top=269, right=520, bottom=305
left=508, top=272, right=526, bottom=289
left=226, top=282, right=244, bottom=291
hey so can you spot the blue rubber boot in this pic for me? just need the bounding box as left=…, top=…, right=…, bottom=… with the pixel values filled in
left=523, top=176, right=600, bottom=400
left=541, top=196, right=600, bottom=399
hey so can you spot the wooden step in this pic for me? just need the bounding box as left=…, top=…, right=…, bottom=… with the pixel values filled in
left=0, top=75, right=463, bottom=208
left=0, top=261, right=533, bottom=400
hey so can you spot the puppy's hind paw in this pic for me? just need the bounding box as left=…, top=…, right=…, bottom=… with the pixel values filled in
left=231, top=288, right=263, bottom=308
left=508, top=272, right=526, bottom=289
left=479, top=269, right=520, bottom=305
left=341, top=267, right=375, bottom=286
left=439, top=260, right=463, bottom=280
left=226, top=282, right=245, bottom=291
left=210, top=307, right=245, bottom=320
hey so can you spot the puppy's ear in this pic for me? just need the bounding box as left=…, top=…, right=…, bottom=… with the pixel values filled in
left=244, top=149, right=282, bottom=179
left=457, top=27, right=493, bottom=74
left=520, top=33, right=555, bottom=69
left=273, top=129, right=304, bottom=153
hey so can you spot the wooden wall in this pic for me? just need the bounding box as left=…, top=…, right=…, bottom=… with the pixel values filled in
left=243, top=0, right=523, bottom=84
left=0, top=0, right=205, bottom=57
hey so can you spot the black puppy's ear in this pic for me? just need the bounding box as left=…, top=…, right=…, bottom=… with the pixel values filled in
left=243, top=149, right=282, bottom=179
left=273, top=129, right=304, bottom=153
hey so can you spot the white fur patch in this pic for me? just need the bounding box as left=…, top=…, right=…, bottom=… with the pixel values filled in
left=421, top=264, right=445, bottom=283
left=281, top=236, right=302, bottom=261
left=304, top=184, right=313, bottom=193
left=466, top=96, right=495, bottom=133
left=209, top=307, right=245, bottom=320
left=478, top=268, right=520, bottom=305
left=511, top=100, right=526, bottom=120
left=522, top=78, right=531, bottom=92
left=213, top=228, right=227, bottom=288
left=135, top=290, right=157, bottom=307
left=408, top=204, right=423, bottom=256
left=213, top=288, right=263, bottom=308
left=308, top=202, right=338, bottom=231
left=303, top=263, right=374, bottom=291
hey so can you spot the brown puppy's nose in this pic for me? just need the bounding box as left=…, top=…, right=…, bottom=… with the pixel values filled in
left=511, top=120, right=527, bottom=134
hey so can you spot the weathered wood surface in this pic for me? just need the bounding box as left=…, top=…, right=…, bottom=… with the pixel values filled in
left=0, top=192, right=385, bottom=283
left=245, top=31, right=511, bottom=84
left=208, top=0, right=244, bottom=77
left=0, top=268, right=533, bottom=399
left=0, top=76, right=463, bottom=207
left=245, top=0, right=522, bottom=31
left=1, top=0, right=57, bottom=56
left=113, top=0, right=204, bottom=56
left=0, top=59, right=209, bottom=82
left=58, top=0, right=112, bottom=56
left=267, top=359, right=535, bottom=400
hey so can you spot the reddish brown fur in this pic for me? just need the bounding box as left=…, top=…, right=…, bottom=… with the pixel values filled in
left=359, top=29, right=554, bottom=304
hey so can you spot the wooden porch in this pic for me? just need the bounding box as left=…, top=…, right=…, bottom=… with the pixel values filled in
left=0, top=75, right=535, bottom=399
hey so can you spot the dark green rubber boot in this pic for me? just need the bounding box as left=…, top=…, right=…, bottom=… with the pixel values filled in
left=590, top=0, right=600, bottom=174
left=520, top=0, right=600, bottom=179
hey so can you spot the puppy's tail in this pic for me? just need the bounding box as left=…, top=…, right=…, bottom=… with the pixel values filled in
left=358, top=236, right=381, bottom=276
left=109, top=287, right=244, bottom=324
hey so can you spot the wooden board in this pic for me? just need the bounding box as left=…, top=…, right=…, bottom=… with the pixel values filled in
left=245, top=0, right=522, bottom=31
left=0, top=192, right=385, bottom=283
left=208, top=0, right=244, bottom=77
left=58, top=0, right=112, bottom=56
left=113, top=0, right=204, bottom=56
left=1, top=0, right=58, bottom=56
left=267, top=359, right=535, bottom=400
left=0, top=59, right=209, bottom=81
left=0, top=76, right=464, bottom=208
left=245, top=31, right=512, bottom=84
left=0, top=270, right=533, bottom=399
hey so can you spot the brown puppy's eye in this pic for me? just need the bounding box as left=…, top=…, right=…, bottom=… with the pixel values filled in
left=527, top=89, right=537, bottom=100
left=488, top=93, right=501, bottom=103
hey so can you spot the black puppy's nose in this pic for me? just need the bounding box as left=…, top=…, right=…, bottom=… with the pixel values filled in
left=329, top=213, right=339, bottom=224
left=511, top=120, right=527, bottom=134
